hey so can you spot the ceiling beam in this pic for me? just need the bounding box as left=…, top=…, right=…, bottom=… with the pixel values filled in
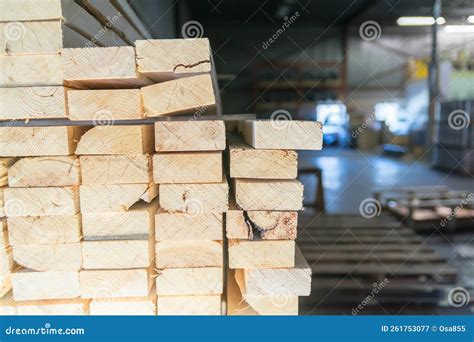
left=341, top=0, right=382, bottom=26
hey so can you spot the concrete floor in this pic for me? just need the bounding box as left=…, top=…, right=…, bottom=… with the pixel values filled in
left=298, top=147, right=474, bottom=214
left=297, top=147, right=474, bottom=314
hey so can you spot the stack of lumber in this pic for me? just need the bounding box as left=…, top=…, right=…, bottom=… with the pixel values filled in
left=0, top=4, right=223, bottom=313
left=154, top=120, right=227, bottom=315
left=226, top=120, right=323, bottom=315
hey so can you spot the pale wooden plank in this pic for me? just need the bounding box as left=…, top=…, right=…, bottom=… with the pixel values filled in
left=155, top=240, right=223, bottom=268
left=159, top=180, right=228, bottom=213
left=226, top=207, right=297, bottom=240
left=227, top=269, right=298, bottom=316
left=0, top=20, right=62, bottom=54
left=80, top=154, right=151, bottom=185
left=235, top=247, right=311, bottom=296
left=13, top=243, right=82, bottom=271
left=155, top=210, right=223, bottom=241
left=155, top=267, right=223, bottom=295
left=3, top=186, right=79, bottom=217
left=0, top=54, right=62, bottom=87
left=154, top=120, right=226, bottom=152
left=157, top=295, right=221, bottom=315
left=0, top=126, right=85, bottom=157
left=62, top=46, right=150, bottom=88
left=75, top=125, right=154, bottom=155
left=228, top=240, right=295, bottom=269
left=113, top=0, right=152, bottom=39
left=0, top=86, right=66, bottom=120
left=82, top=200, right=157, bottom=240
left=8, top=215, right=81, bottom=245
left=153, top=152, right=222, bottom=184
left=234, top=179, right=303, bottom=211
left=11, top=269, right=80, bottom=301
left=141, top=74, right=216, bottom=117
left=229, top=136, right=298, bottom=179
left=8, top=156, right=80, bottom=187
left=0, top=0, right=62, bottom=21
left=135, top=38, right=211, bottom=81
left=0, top=219, right=13, bottom=297
left=67, top=89, right=143, bottom=120
left=82, top=240, right=152, bottom=269
left=79, top=268, right=150, bottom=298
left=79, top=184, right=158, bottom=213
left=240, top=120, right=323, bottom=150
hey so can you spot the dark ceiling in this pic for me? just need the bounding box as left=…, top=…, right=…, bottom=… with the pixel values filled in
left=184, top=0, right=474, bottom=27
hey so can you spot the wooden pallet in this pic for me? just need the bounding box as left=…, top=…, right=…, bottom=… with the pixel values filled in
left=297, top=214, right=461, bottom=311
left=374, top=187, right=474, bottom=231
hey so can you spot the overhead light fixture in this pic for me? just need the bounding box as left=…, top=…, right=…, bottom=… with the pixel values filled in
left=468, top=15, right=474, bottom=23
left=397, top=16, right=445, bottom=26
left=444, top=25, right=474, bottom=33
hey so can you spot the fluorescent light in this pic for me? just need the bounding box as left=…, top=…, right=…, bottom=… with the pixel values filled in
left=444, top=25, right=474, bottom=33
left=397, top=16, right=445, bottom=26
left=468, top=15, right=474, bottom=23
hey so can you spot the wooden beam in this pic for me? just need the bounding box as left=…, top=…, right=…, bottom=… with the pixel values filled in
left=13, top=243, right=82, bottom=271
left=156, top=267, right=223, bottom=295
left=82, top=200, right=157, bottom=240
left=75, top=125, right=154, bottom=155
left=0, top=158, right=16, bottom=187
left=11, top=269, right=80, bottom=301
left=235, top=247, right=311, bottom=296
left=79, top=184, right=158, bottom=212
left=0, top=20, right=62, bottom=54
left=157, top=295, right=221, bottom=315
left=226, top=206, right=297, bottom=240
left=155, top=240, right=223, bottom=268
left=0, top=54, right=62, bottom=87
left=141, top=74, right=216, bottom=117
left=8, top=215, right=81, bottom=245
left=228, top=240, right=295, bottom=269
left=90, top=295, right=156, bottom=315
left=229, top=136, right=297, bottom=179
left=0, top=126, right=85, bottom=157
left=8, top=156, right=80, bottom=187
left=135, top=38, right=211, bottom=81
left=0, top=86, right=66, bottom=121
left=0, top=0, right=62, bottom=21
left=3, top=186, right=79, bottom=217
left=240, top=120, right=323, bottom=150
left=155, top=210, right=223, bottom=241
left=153, top=152, right=222, bottom=184
left=67, top=89, right=143, bottom=120
left=79, top=268, right=151, bottom=298
left=234, top=179, right=303, bottom=211
left=159, top=180, right=228, bottom=213
left=82, top=240, right=152, bottom=269
left=80, top=154, right=151, bottom=185
left=62, top=46, right=151, bottom=88
left=154, top=120, right=226, bottom=152
left=0, top=219, right=13, bottom=297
